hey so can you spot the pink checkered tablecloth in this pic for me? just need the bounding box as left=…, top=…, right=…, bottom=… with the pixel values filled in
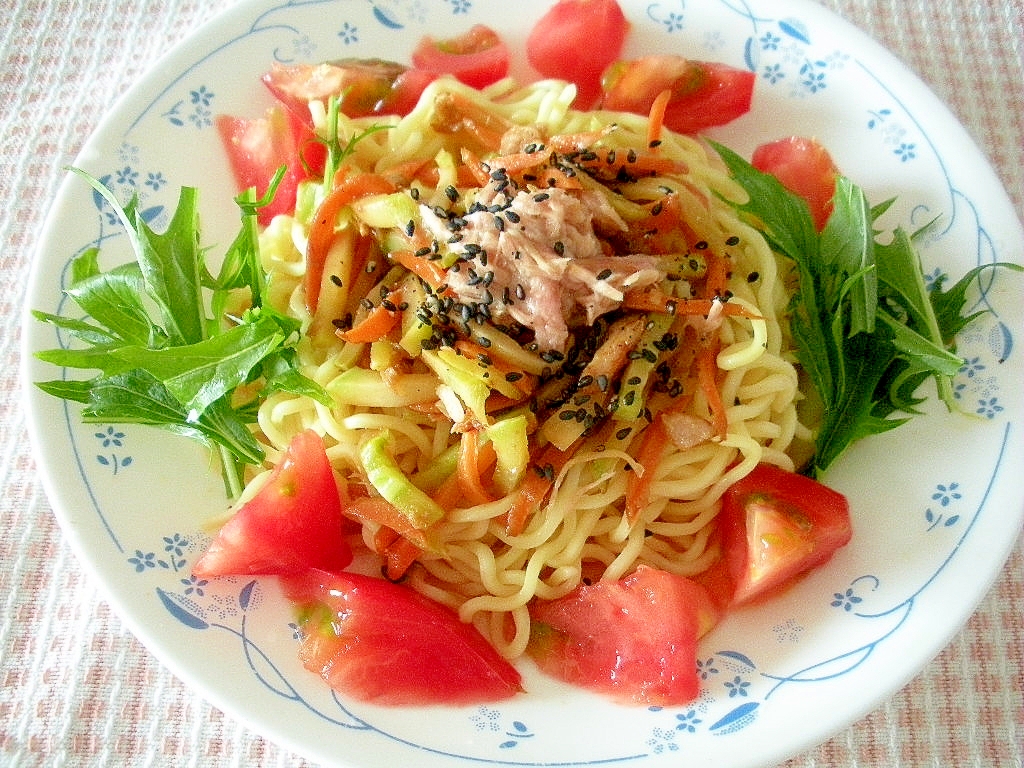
left=2, top=0, right=1021, bottom=765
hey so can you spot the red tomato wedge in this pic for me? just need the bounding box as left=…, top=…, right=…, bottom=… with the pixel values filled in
left=527, top=566, right=720, bottom=706
left=719, top=463, right=852, bottom=605
left=600, top=56, right=755, bottom=135
left=216, top=106, right=310, bottom=226
left=411, top=24, right=510, bottom=89
left=751, top=136, right=839, bottom=231
left=262, top=59, right=436, bottom=121
left=282, top=570, right=524, bottom=705
left=192, top=430, right=353, bottom=578
left=526, top=0, right=629, bottom=108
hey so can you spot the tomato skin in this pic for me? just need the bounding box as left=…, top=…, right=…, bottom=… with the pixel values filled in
left=216, top=107, right=307, bottom=226
left=600, top=56, right=755, bottom=134
left=262, top=59, right=436, bottom=120
left=719, top=463, right=852, bottom=605
left=525, top=0, right=629, bottom=108
left=411, top=24, right=510, bottom=89
left=527, top=566, right=719, bottom=706
left=751, top=137, right=839, bottom=231
left=192, top=430, right=353, bottom=578
left=282, top=569, right=524, bottom=706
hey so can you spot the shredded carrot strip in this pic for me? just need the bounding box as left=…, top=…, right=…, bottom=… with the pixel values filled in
left=390, top=248, right=448, bottom=290
left=373, top=524, right=397, bottom=554
left=431, top=472, right=464, bottom=510
left=529, top=163, right=583, bottom=190
left=546, top=126, right=617, bottom=153
left=379, top=158, right=432, bottom=187
left=457, top=429, right=497, bottom=506
left=337, top=301, right=400, bottom=343
left=624, top=418, right=668, bottom=526
left=345, top=496, right=434, bottom=551
left=504, top=444, right=574, bottom=536
left=481, top=147, right=555, bottom=176
left=573, top=152, right=686, bottom=179
left=505, top=469, right=550, bottom=538
left=697, top=338, right=729, bottom=440
left=459, top=147, right=493, bottom=186
left=647, top=88, right=673, bottom=150
left=382, top=535, right=422, bottom=581
left=621, top=288, right=761, bottom=319
left=306, top=172, right=396, bottom=312
left=623, top=393, right=697, bottom=526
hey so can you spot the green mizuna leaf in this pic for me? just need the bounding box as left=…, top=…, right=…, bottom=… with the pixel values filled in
left=712, top=141, right=1022, bottom=477
left=34, top=169, right=330, bottom=496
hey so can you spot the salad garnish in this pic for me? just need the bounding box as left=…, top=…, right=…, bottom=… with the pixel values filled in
left=713, top=143, right=1023, bottom=476
left=32, top=167, right=330, bottom=497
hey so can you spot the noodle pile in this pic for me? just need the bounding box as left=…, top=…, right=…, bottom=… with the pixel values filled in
left=241, top=76, right=809, bottom=658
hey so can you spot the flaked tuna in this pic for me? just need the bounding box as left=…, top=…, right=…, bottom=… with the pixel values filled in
left=428, top=186, right=663, bottom=352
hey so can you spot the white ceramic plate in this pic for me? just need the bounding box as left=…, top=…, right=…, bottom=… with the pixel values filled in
left=22, top=1, right=1024, bottom=766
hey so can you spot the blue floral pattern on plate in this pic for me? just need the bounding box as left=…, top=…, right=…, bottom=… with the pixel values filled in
left=23, top=1, right=1023, bottom=766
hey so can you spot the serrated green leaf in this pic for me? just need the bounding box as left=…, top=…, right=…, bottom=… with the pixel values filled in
left=64, top=262, right=160, bottom=346
left=713, top=141, right=1021, bottom=477
left=81, top=369, right=265, bottom=465
left=134, top=185, right=206, bottom=345
left=822, top=177, right=877, bottom=335
left=31, top=310, right=119, bottom=347
left=929, top=261, right=1024, bottom=343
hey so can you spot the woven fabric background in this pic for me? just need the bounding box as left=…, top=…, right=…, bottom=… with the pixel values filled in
left=1, top=1, right=1021, bottom=765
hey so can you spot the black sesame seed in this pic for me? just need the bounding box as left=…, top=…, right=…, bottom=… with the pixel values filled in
left=330, top=274, right=343, bottom=287
left=726, top=235, right=740, bottom=246
left=533, top=192, right=550, bottom=203
left=596, top=268, right=613, bottom=280
left=445, top=185, right=459, bottom=202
